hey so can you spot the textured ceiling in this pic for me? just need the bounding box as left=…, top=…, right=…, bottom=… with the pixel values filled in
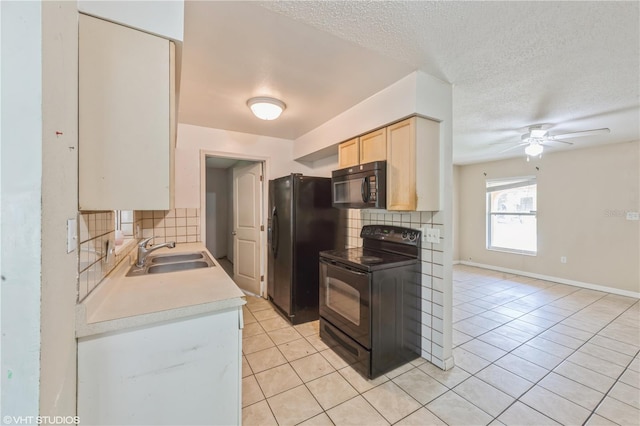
left=179, top=1, right=640, bottom=164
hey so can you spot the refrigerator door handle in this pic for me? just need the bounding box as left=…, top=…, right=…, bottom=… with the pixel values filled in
left=272, top=208, right=279, bottom=257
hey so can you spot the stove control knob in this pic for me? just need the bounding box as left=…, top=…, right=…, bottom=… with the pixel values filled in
left=401, top=231, right=408, bottom=240
left=408, top=232, right=417, bottom=241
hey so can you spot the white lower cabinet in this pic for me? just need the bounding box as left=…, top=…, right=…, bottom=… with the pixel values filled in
left=78, top=308, right=243, bottom=425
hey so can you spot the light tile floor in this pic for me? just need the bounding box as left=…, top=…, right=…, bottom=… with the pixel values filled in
left=241, top=265, right=640, bottom=425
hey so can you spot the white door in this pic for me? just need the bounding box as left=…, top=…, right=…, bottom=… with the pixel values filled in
left=232, top=162, right=263, bottom=296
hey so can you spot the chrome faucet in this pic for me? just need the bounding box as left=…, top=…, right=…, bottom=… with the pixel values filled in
left=136, top=237, right=176, bottom=267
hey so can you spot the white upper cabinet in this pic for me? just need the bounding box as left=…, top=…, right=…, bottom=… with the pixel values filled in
left=79, top=14, right=175, bottom=211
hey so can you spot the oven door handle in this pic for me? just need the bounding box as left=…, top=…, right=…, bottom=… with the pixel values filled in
left=320, top=258, right=368, bottom=276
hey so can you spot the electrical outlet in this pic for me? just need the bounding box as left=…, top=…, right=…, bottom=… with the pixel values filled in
left=423, top=227, right=440, bottom=244
left=560, top=256, right=567, bottom=264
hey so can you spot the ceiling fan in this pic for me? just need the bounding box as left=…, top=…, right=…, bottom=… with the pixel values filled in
left=499, top=124, right=610, bottom=160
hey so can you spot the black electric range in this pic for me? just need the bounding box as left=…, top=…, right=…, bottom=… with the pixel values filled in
left=318, top=224, right=422, bottom=379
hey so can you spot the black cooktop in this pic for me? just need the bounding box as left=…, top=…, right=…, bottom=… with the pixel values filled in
left=320, top=247, right=418, bottom=271
left=319, top=225, right=421, bottom=272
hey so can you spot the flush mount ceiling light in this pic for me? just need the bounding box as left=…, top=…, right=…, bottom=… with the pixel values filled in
left=247, top=97, right=286, bottom=120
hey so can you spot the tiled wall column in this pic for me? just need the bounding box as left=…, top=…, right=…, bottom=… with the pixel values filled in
left=357, top=209, right=451, bottom=370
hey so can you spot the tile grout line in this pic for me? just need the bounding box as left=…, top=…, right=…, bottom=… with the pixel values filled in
left=451, top=276, right=637, bottom=425
left=242, top=271, right=638, bottom=426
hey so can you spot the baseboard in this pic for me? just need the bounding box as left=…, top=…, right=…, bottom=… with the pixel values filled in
left=459, top=261, right=640, bottom=299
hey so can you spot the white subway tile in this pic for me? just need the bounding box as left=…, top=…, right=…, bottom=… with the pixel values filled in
left=432, top=330, right=444, bottom=346
left=431, top=344, right=444, bottom=359
left=433, top=304, right=444, bottom=319
left=430, top=357, right=445, bottom=370
left=432, top=210, right=445, bottom=225
left=432, top=276, right=444, bottom=292
left=433, top=317, right=444, bottom=333
left=433, top=264, right=444, bottom=279
left=433, top=290, right=444, bottom=306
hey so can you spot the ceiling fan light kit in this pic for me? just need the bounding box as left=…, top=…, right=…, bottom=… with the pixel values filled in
left=504, top=124, right=611, bottom=160
left=247, top=96, right=286, bottom=120
left=524, top=142, right=544, bottom=161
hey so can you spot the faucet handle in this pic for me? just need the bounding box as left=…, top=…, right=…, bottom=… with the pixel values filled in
left=139, top=236, right=154, bottom=247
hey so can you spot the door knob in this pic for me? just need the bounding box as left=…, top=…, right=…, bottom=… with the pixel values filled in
left=232, top=231, right=237, bottom=235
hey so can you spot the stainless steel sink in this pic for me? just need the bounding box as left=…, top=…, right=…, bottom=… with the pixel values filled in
left=147, top=261, right=210, bottom=274
left=150, top=252, right=207, bottom=264
left=126, top=251, right=215, bottom=277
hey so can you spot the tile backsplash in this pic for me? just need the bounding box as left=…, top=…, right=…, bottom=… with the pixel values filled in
left=77, top=209, right=199, bottom=302
left=77, top=210, right=142, bottom=302
left=141, top=208, right=200, bottom=244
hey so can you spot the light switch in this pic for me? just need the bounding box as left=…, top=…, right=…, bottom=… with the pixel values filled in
left=626, top=212, right=639, bottom=221
left=67, top=218, right=77, bottom=253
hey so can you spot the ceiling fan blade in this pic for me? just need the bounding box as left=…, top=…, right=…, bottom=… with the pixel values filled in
left=498, top=142, right=528, bottom=153
left=544, top=138, right=573, bottom=145
left=547, top=128, right=610, bottom=140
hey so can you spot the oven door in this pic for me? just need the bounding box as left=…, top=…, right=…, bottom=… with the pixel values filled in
left=319, top=258, right=371, bottom=349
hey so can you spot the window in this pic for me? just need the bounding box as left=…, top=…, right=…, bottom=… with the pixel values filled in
left=486, top=177, right=537, bottom=254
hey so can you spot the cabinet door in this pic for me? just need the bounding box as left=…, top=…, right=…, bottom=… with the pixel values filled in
left=386, top=118, right=417, bottom=211
left=79, top=15, right=174, bottom=210
left=338, top=138, right=359, bottom=168
left=359, top=128, right=387, bottom=164
left=78, top=309, right=242, bottom=425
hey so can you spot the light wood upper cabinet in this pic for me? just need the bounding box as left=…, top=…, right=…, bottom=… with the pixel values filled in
left=386, top=117, right=440, bottom=211
left=359, top=128, right=387, bottom=164
left=338, top=137, right=359, bottom=168
left=79, top=14, right=175, bottom=211
left=338, top=129, right=387, bottom=169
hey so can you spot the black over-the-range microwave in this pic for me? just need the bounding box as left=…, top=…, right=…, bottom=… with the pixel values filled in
left=331, top=161, right=386, bottom=209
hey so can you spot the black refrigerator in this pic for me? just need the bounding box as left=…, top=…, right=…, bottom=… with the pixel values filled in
left=267, top=174, right=345, bottom=325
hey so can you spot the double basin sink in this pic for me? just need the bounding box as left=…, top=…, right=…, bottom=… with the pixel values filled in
left=126, top=251, right=215, bottom=277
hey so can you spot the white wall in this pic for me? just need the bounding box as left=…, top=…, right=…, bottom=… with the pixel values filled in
left=39, top=1, right=80, bottom=416
left=294, top=72, right=419, bottom=161
left=1, top=0, right=43, bottom=415
left=458, top=141, right=640, bottom=296
left=175, top=123, right=337, bottom=208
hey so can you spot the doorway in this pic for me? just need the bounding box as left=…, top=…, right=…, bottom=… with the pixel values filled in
left=202, top=153, right=267, bottom=297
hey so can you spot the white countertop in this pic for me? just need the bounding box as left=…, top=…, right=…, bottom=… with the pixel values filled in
left=76, top=242, right=246, bottom=338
